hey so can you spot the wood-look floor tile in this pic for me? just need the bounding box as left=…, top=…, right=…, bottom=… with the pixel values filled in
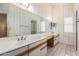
left=47, top=43, right=77, bottom=56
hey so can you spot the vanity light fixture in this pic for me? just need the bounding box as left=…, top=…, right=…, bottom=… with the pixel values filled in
left=13, top=3, right=34, bottom=13
left=19, top=3, right=30, bottom=8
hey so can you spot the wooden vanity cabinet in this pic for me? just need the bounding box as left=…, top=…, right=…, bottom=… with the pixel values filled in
left=47, top=34, right=59, bottom=47
left=40, top=39, right=47, bottom=56
left=47, top=36, right=54, bottom=47
left=1, top=37, right=48, bottom=56
left=54, top=35, right=59, bottom=46
left=29, top=39, right=47, bottom=56
left=29, top=41, right=41, bottom=56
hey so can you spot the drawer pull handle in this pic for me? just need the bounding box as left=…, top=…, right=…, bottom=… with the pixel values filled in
left=40, top=45, right=47, bottom=50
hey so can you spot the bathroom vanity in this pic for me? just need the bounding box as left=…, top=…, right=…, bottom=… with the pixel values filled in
left=0, top=33, right=59, bottom=56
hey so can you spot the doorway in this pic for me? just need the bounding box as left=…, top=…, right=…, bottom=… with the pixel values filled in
left=63, top=17, right=74, bottom=45
left=31, top=20, right=37, bottom=34
left=0, top=14, right=7, bottom=37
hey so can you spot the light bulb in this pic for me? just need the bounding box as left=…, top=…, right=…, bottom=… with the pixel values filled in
left=46, top=17, right=52, bottom=22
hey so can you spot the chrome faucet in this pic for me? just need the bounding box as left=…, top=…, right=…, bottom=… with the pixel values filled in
left=17, top=36, right=26, bottom=41
left=21, top=36, right=23, bottom=40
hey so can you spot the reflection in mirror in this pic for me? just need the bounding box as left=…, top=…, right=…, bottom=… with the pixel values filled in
left=0, top=3, right=53, bottom=38
left=31, top=20, right=37, bottom=34
left=41, top=21, right=45, bottom=32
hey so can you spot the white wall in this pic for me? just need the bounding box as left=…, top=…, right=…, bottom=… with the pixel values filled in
left=29, top=3, right=52, bottom=19
left=14, top=3, right=52, bottom=20
left=51, top=4, right=75, bottom=46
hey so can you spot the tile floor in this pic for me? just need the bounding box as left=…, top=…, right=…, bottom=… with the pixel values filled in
left=47, top=43, right=78, bottom=56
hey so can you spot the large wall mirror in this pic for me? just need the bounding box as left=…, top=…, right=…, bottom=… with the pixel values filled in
left=0, top=3, right=52, bottom=38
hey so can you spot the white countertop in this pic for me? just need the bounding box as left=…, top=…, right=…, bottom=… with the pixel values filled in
left=0, top=32, right=57, bottom=55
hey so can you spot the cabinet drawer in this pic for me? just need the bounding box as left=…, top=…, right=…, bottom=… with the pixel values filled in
left=29, top=41, right=41, bottom=49
left=1, top=46, right=28, bottom=56
left=47, top=38, right=54, bottom=47
left=41, top=39, right=47, bottom=43
left=29, top=41, right=41, bottom=56
left=40, top=39, right=47, bottom=56
left=54, top=39, right=58, bottom=46
left=29, top=47, right=40, bottom=56
left=40, top=41, right=47, bottom=49
left=40, top=46, right=47, bottom=56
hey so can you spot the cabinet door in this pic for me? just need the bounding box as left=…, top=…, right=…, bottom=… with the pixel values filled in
left=40, top=46, right=47, bottom=56
left=29, top=47, right=41, bottom=56
left=40, top=39, right=47, bottom=56
left=54, top=35, right=59, bottom=46
left=29, top=41, right=41, bottom=56
left=54, top=38, right=59, bottom=46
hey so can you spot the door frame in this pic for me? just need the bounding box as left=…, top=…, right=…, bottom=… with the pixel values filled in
left=0, top=13, right=7, bottom=37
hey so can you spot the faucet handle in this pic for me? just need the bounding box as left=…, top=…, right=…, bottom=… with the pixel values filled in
left=17, top=38, right=20, bottom=41
left=24, top=37, right=26, bottom=40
